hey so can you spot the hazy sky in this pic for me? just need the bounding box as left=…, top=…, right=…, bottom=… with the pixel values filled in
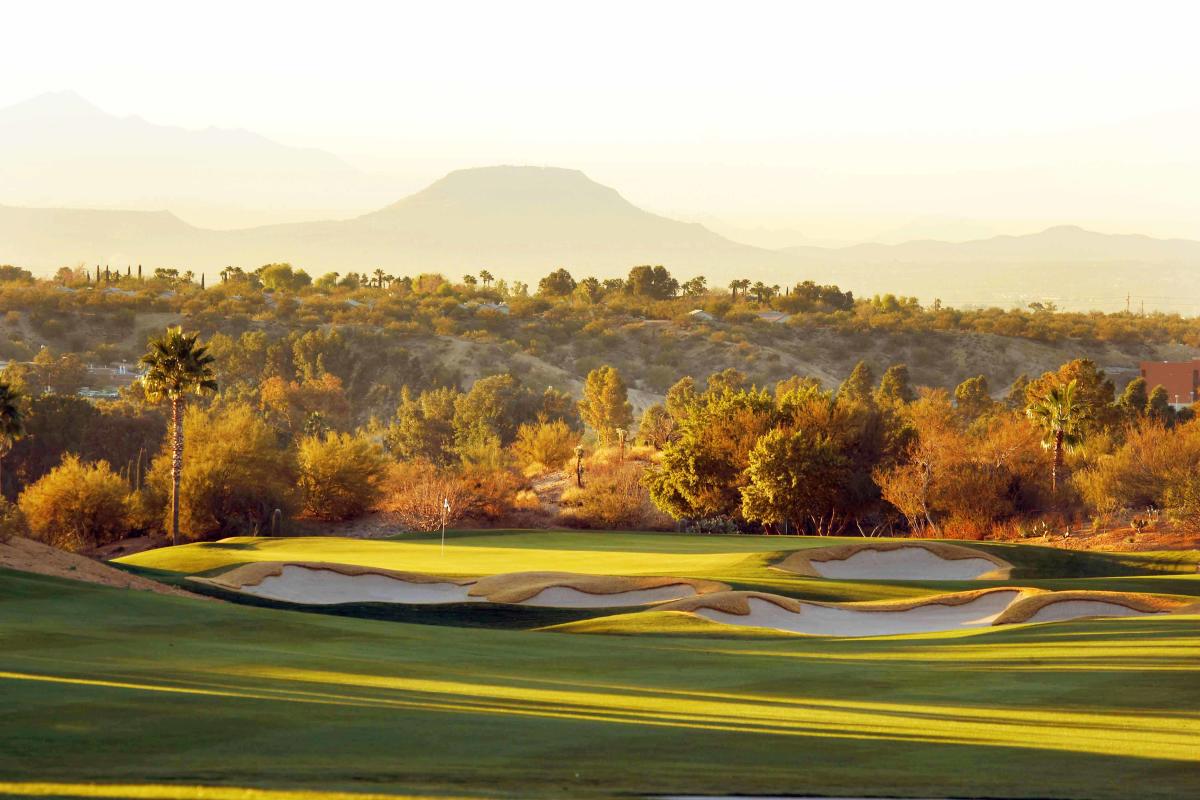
left=6, top=1, right=1200, bottom=241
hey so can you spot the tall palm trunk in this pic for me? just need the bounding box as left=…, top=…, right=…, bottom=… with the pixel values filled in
left=1051, top=429, right=1064, bottom=494
left=170, top=397, right=184, bottom=546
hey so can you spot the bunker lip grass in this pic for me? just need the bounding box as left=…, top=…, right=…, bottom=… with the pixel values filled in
left=774, top=540, right=1014, bottom=580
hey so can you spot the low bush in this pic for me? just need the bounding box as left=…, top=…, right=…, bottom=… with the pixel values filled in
left=559, top=459, right=671, bottom=530
left=298, top=431, right=388, bottom=521
left=18, top=454, right=130, bottom=551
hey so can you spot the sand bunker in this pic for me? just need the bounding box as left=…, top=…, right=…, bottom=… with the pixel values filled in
left=776, top=541, right=1013, bottom=581
left=660, top=587, right=1192, bottom=637
left=190, top=563, right=728, bottom=608
left=994, top=590, right=1192, bottom=625
left=191, top=562, right=477, bottom=605
left=1025, top=600, right=1165, bottom=623
left=666, top=589, right=1023, bottom=637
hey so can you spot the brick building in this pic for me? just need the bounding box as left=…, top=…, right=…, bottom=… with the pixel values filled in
left=1139, top=359, right=1200, bottom=408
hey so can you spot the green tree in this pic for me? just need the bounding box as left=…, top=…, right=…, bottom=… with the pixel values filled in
left=1146, top=385, right=1175, bottom=425
left=0, top=381, right=25, bottom=494
left=139, top=327, right=218, bottom=545
left=644, top=386, right=777, bottom=520
left=256, top=263, right=312, bottom=292
left=386, top=387, right=460, bottom=465
left=578, top=366, right=634, bottom=446
left=1026, top=378, right=1089, bottom=494
left=537, top=268, right=577, bottom=297
left=741, top=428, right=849, bottom=533
left=637, top=404, right=675, bottom=449
left=837, top=361, right=875, bottom=404
left=875, top=364, right=915, bottom=405
left=625, top=265, right=678, bottom=299
left=453, top=374, right=536, bottom=458
left=1119, top=377, right=1149, bottom=420
left=954, top=375, right=993, bottom=419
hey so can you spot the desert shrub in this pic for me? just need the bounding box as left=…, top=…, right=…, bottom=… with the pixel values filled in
left=147, top=403, right=297, bottom=540
left=0, top=498, right=29, bottom=544
left=1165, top=471, right=1200, bottom=531
left=18, top=454, right=130, bottom=551
left=560, top=459, right=671, bottom=530
left=1074, top=421, right=1200, bottom=514
left=380, top=461, right=519, bottom=531
left=512, top=419, right=579, bottom=474
left=298, top=431, right=389, bottom=521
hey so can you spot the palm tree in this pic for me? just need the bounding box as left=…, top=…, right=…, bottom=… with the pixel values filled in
left=479, top=269, right=494, bottom=288
left=0, top=381, right=25, bottom=496
left=729, top=280, right=740, bottom=298
left=140, top=327, right=218, bottom=545
left=373, top=269, right=387, bottom=289
left=1026, top=379, right=1088, bottom=494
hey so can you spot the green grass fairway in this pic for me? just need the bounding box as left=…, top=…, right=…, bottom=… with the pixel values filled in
left=3, top=559, right=1200, bottom=799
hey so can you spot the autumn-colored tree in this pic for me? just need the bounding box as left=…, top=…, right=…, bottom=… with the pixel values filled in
left=260, top=373, right=350, bottom=438
left=578, top=366, right=633, bottom=446
left=146, top=403, right=295, bottom=539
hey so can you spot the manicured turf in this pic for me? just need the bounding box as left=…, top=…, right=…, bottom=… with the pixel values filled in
left=2, top=563, right=1200, bottom=799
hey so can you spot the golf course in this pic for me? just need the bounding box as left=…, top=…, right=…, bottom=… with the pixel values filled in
left=2, top=529, right=1198, bottom=799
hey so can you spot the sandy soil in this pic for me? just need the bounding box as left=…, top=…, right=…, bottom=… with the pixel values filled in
left=0, top=536, right=201, bottom=599
left=694, top=591, right=1021, bottom=637
left=811, top=547, right=1003, bottom=581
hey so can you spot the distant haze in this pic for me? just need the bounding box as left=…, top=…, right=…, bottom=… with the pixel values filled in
left=5, top=164, right=1200, bottom=314
left=4, top=2, right=1200, bottom=240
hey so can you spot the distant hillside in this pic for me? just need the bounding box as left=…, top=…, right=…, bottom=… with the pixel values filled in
left=0, top=165, right=793, bottom=283
left=780, top=226, right=1200, bottom=312
left=2, top=157, right=1200, bottom=311
left=0, top=91, right=395, bottom=227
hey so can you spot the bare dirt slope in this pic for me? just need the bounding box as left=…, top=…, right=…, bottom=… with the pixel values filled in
left=0, top=536, right=203, bottom=598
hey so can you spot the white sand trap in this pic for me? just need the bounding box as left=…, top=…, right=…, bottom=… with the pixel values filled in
left=812, top=547, right=1000, bottom=581
left=518, top=584, right=698, bottom=608
left=237, top=565, right=481, bottom=605
left=695, top=591, right=1020, bottom=637
left=1026, top=600, right=1167, bottom=623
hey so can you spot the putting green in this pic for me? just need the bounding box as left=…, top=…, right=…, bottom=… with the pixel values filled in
left=1, top=566, right=1198, bottom=799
